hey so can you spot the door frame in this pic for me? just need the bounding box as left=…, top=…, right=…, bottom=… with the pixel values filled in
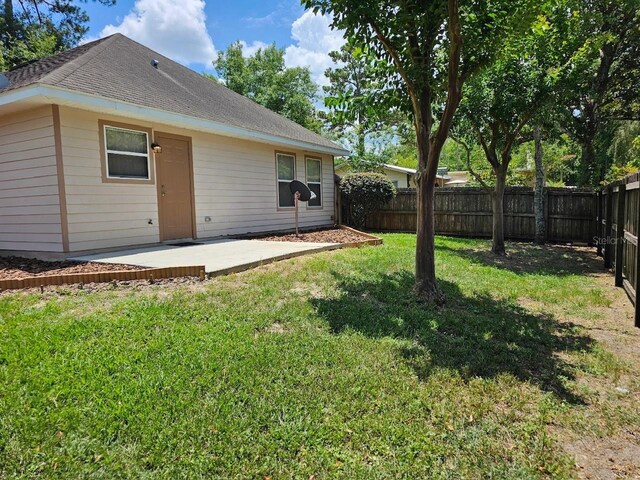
left=154, top=131, right=197, bottom=241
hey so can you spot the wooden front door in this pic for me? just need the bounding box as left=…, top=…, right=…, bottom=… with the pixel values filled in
left=155, top=133, right=195, bottom=241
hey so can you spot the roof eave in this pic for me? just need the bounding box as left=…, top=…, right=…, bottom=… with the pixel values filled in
left=383, top=164, right=416, bottom=174
left=0, top=84, right=350, bottom=157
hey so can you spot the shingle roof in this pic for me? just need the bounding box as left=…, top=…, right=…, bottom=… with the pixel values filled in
left=1, top=34, right=345, bottom=153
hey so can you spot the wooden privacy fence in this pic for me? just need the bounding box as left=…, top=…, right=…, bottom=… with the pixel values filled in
left=344, top=187, right=597, bottom=245
left=598, top=172, right=640, bottom=327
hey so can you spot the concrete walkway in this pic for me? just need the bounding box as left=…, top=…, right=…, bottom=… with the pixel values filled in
left=71, top=239, right=339, bottom=274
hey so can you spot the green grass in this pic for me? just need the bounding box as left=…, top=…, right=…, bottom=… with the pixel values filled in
left=0, top=235, right=637, bottom=479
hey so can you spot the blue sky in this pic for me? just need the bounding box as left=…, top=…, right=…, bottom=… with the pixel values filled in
left=81, top=0, right=344, bottom=85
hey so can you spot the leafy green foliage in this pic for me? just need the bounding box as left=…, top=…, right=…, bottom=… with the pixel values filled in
left=604, top=121, right=640, bottom=182
left=460, top=1, right=585, bottom=165
left=455, top=2, right=588, bottom=253
left=323, top=42, right=402, bottom=162
left=304, top=0, right=545, bottom=294
left=0, top=0, right=114, bottom=70
left=561, top=0, right=640, bottom=185
left=213, top=41, right=322, bottom=132
left=335, top=150, right=388, bottom=174
left=340, top=172, right=396, bottom=228
left=458, top=136, right=579, bottom=188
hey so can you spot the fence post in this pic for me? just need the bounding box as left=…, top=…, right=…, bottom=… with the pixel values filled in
left=635, top=181, right=640, bottom=328
left=543, top=188, right=550, bottom=242
left=604, top=186, right=613, bottom=269
left=336, top=185, right=342, bottom=226
left=615, top=183, right=626, bottom=287
left=596, top=190, right=603, bottom=256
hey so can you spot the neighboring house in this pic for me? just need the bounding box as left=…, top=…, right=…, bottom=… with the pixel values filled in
left=444, top=170, right=469, bottom=187
left=335, top=163, right=449, bottom=188
left=0, top=34, right=348, bottom=257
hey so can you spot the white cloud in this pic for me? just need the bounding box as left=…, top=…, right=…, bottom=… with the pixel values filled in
left=283, top=11, right=345, bottom=86
left=100, top=0, right=216, bottom=68
left=239, top=40, right=269, bottom=58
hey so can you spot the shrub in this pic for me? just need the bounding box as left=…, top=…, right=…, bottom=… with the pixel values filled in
left=340, top=173, right=396, bottom=229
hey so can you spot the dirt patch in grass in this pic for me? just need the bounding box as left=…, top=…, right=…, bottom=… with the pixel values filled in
left=251, top=227, right=373, bottom=244
left=0, top=256, right=147, bottom=280
left=565, top=431, right=640, bottom=479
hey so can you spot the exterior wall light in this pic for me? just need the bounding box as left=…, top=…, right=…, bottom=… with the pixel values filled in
left=151, top=142, right=162, bottom=153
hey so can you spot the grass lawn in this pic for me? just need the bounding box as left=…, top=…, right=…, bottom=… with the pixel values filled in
left=1, top=235, right=639, bottom=479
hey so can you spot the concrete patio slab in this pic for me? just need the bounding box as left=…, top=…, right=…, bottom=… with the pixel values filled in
left=70, top=239, right=339, bottom=274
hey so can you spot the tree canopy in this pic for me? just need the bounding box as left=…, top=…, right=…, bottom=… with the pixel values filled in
left=323, top=42, right=402, bottom=165
left=304, top=0, right=545, bottom=300
left=561, top=0, right=640, bottom=184
left=213, top=42, right=322, bottom=132
left=455, top=0, right=586, bottom=253
left=0, top=0, right=115, bottom=71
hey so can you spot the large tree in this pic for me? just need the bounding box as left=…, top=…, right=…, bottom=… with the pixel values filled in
left=457, top=2, right=583, bottom=254
left=1, top=0, right=115, bottom=70
left=303, top=0, right=542, bottom=300
left=563, top=0, right=640, bottom=185
left=323, top=43, right=401, bottom=163
left=214, top=42, right=321, bottom=132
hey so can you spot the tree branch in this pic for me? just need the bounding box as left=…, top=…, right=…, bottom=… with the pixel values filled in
left=364, top=15, right=418, bottom=101
left=432, top=0, right=462, bottom=160
left=450, top=133, right=490, bottom=190
left=470, top=116, right=500, bottom=171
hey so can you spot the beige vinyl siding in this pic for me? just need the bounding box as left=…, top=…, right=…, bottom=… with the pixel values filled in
left=58, top=106, right=334, bottom=252
left=58, top=107, right=159, bottom=252
left=0, top=106, right=63, bottom=252
left=384, top=168, right=415, bottom=188
left=192, top=135, right=334, bottom=238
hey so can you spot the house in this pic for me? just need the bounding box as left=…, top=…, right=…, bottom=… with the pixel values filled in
left=0, top=34, right=348, bottom=257
left=335, top=163, right=449, bottom=188
left=442, top=170, right=469, bottom=187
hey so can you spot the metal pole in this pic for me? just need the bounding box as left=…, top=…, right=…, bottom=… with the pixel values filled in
left=294, top=191, right=300, bottom=236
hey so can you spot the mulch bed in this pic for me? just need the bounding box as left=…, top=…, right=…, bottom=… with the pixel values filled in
left=252, top=228, right=373, bottom=244
left=0, top=256, right=147, bottom=281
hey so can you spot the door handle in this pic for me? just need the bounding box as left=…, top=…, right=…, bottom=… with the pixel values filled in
left=161, top=185, right=166, bottom=197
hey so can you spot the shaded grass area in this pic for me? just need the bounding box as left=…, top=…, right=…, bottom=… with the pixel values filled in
left=0, top=235, right=636, bottom=479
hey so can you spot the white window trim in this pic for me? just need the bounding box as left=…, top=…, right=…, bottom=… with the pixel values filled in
left=276, top=152, right=296, bottom=209
left=305, top=157, right=322, bottom=209
left=104, top=125, right=151, bottom=181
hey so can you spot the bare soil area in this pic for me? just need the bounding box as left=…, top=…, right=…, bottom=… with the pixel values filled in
left=252, top=227, right=374, bottom=244
left=0, top=256, right=147, bottom=280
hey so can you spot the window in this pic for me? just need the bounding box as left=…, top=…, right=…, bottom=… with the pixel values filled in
left=305, top=157, right=322, bottom=207
left=104, top=125, right=150, bottom=180
left=277, top=152, right=296, bottom=207
left=392, top=180, right=399, bottom=188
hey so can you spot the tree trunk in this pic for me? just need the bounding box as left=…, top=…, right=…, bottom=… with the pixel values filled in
left=492, top=168, right=507, bottom=255
left=578, top=139, right=597, bottom=186
left=415, top=128, right=443, bottom=303
left=415, top=172, right=438, bottom=297
left=534, top=126, right=546, bottom=244
left=356, top=126, right=366, bottom=159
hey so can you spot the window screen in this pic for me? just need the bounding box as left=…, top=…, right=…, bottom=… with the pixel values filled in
left=306, top=157, right=322, bottom=207
left=277, top=153, right=295, bottom=207
left=104, top=126, right=150, bottom=179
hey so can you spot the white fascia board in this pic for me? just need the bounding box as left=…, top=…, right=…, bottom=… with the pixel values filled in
left=0, top=84, right=351, bottom=156
left=384, top=164, right=417, bottom=174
